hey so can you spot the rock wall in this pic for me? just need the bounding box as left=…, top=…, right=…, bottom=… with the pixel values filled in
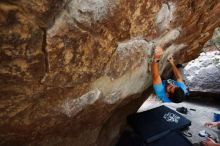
left=0, top=0, right=220, bottom=146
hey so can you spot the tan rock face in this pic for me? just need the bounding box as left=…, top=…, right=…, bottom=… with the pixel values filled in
left=0, top=0, right=220, bottom=145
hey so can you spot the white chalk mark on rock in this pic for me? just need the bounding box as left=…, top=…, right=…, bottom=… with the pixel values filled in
left=59, top=89, right=101, bottom=117
left=155, top=28, right=181, bottom=47
left=156, top=2, right=176, bottom=31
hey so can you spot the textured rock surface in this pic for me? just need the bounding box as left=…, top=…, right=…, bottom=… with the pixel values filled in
left=0, top=0, right=220, bottom=146
left=184, top=51, right=220, bottom=93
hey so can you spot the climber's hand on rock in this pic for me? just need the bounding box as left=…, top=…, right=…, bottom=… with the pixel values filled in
left=153, top=46, right=163, bottom=59
left=167, top=54, right=174, bottom=64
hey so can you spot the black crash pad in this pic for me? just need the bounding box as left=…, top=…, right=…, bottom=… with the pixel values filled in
left=127, top=105, right=191, bottom=143
left=147, top=131, right=193, bottom=146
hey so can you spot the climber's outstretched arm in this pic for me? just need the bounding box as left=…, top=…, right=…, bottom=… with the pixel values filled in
left=151, top=46, right=163, bottom=84
left=167, top=54, right=183, bottom=82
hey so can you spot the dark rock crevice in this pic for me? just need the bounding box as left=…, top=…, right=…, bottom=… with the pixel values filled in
left=96, top=87, right=153, bottom=146
left=40, top=27, right=49, bottom=84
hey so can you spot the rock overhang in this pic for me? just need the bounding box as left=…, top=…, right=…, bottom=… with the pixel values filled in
left=0, top=0, right=220, bottom=145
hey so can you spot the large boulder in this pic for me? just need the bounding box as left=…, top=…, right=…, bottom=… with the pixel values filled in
left=0, top=0, right=220, bottom=145
left=184, top=51, right=220, bottom=93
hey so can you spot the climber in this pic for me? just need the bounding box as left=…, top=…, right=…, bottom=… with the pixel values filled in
left=151, top=46, right=189, bottom=103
